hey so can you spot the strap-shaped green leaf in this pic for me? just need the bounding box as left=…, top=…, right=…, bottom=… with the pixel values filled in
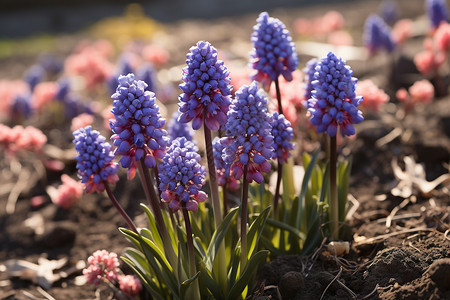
left=205, top=207, right=238, bottom=271
left=198, top=261, right=224, bottom=300
left=246, top=206, right=271, bottom=259
left=226, top=250, right=268, bottom=300
left=180, top=271, right=200, bottom=299
left=228, top=244, right=241, bottom=288
left=338, top=158, right=352, bottom=222
left=266, top=218, right=306, bottom=241
left=140, top=203, right=164, bottom=249
left=119, top=226, right=143, bottom=251
left=296, top=150, right=320, bottom=229
left=121, top=255, right=167, bottom=300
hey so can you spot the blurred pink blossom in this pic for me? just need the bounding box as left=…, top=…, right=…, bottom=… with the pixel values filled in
left=414, top=38, right=446, bottom=75
left=270, top=70, right=304, bottom=127
left=327, top=30, right=354, bottom=46
left=102, top=105, right=114, bottom=131
left=65, top=43, right=114, bottom=89
left=293, top=10, right=344, bottom=37
left=392, top=19, right=413, bottom=44
left=118, top=275, right=142, bottom=296
left=0, top=125, right=47, bottom=154
left=142, top=44, right=170, bottom=66
left=397, top=80, right=434, bottom=111
left=32, top=82, right=58, bottom=111
left=0, top=80, right=29, bottom=113
left=229, top=65, right=252, bottom=94
left=321, top=11, right=345, bottom=33
left=435, top=22, right=450, bottom=53
left=83, top=250, right=120, bottom=285
left=70, top=113, right=94, bottom=132
left=51, top=174, right=84, bottom=209
left=356, top=79, right=389, bottom=112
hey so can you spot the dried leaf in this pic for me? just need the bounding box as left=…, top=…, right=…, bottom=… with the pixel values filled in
left=391, top=156, right=450, bottom=198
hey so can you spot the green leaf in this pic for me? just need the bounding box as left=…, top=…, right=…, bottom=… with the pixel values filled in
left=247, top=206, right=271, bottom=259
left=226, top=250, right=268, bottom=300
left=266, top=218, right=306, bottom=241
left=205, top=207, right=238, bottom=271
left=121, top=255, right=167, bottom=300
left=338, top=159, right=352, bottom=222
left=140, top=203, right=164, bottom=249
left=227, top=245, right=241, bottom=288
left=296, top=150, right=320, bottom=229
left=198, top=261, right=224, bottom=300
left=120, top=228, right=179, bottom=297
left=180, top=271, right=200, bottom=299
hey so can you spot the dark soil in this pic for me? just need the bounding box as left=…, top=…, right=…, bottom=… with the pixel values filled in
left=1, top=0, right=450, bottom=299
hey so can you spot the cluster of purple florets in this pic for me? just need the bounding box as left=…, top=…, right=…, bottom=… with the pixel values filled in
left=426, top=0, right=449, bottom=29
left=221, top=81, right=273, bottom=184
left=307, top=52, right=364, bottom=137
left=213, top=137, right=240, bottom=191
left=270, top=112, right=295, bottom=164
left=249, top=12, right=298, bottom=90
left=73, top=126, right=119, bottom=193
left=158, top=137, right=207, bottom=212
left=168, top=111, right=195, bottom=144
left=363, top=14, right=396, bottom=54
left=303, top=58, right=318, bottom=101
left=178, top=41, right=232, bottom=131
left=110, top=73, right=168, bottom=176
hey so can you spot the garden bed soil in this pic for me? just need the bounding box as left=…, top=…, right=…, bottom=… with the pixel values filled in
left=1, top=0, right=450, bottom=299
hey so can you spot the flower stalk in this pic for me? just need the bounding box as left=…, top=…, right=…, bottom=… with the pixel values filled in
left=330, top=136, right=338, bottom=240
left=182, top=202, right=200, bottom=298
left=240, top=164, right=249, bottom=274
left=104, top=182, right=138, bottom=234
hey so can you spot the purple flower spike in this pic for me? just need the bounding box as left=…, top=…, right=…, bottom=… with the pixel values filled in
left=137, top=63, right=156, bottom=92
left=11, top=93, right=33, bottom=118
left=222, top=81, right=273, bottom=184
left=249, top=12, right=298, bottom=90
left=168, top=111, right=195, bottom=145
left=178, top=41, right=232, bottom=131
left=307, top=52, right=364, bottom=137
left=158, top=137, right=207, bottom=212
left=110, top=73, right=168, bottom=178
left=303, top=58, right=318, bottom=102
left=364, top=14, right=396, bottom=54
left=379, top=0, right=398, bottom=25
left=73, top=126, right=119, bottom=194
left=24, top=65, right=45, bottom=91
left=213, top=137, right=240, bottom=191
left=270, top=112, right=295, bottom=164
left=426, top=0, right=449, bottom=29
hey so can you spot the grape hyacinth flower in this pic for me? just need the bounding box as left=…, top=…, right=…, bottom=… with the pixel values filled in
left=118, top=275, right=142, bottom=296
left=11, top=93, right=33, bottom=119
left=137, top=62, right=156, bottom=92
left=24, top=65, right=45, bottom=92
left=426, top=0, right=449, bottom=30
left=223, top=81, right=273, bottom=184
left=213, top=137, right=239, bottom=191
left=307, top=52, right=364, bottom=137
left=270, top=111, right=294, bottom=214
left=379, top=0, right=398, bottom=25
left=178, top=41, right=232, bottom=131
left=364, top=14, right=396, bottom=54
left=168, top=111, right=195, bottom=144
left=271, top=112, right=295, bottom=164
left=249, top=12, right=298, bottom=91
left=159, top=137, right=207, bottom=212
left=303, top=58, right=318, bottom=103
left=73, top=126, right=119, bottom=194
left=110, top=73, right=168, bottom=178
left=50, top=174, right=84, bottom=209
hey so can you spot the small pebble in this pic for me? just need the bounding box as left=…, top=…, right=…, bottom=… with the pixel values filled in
left=427, top=258, right=450, bottom=290
left=278, top=271, right=304, bottom=299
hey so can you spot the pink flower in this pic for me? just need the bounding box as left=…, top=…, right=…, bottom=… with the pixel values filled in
left=0, top=125, right=47, bottom=155
left=0, top=80, right=29, bottom=114
left=414, top=38, right=446, bottom=75
left=270, top=70, right=304, bottom=126
left=118, top=275, right=142, bottom=296
left=327, top=30, right=354, bottom=46
left=101, top=105, right=114, bottom=131
left=397, top=80, right=435, bottom=111
left=142, top=44, right=170, bottom=66
left=32, top=82, right=58, bottom=111
left=321, top=11, right=345, bottom=33
left=293, top=18, right=312, bottom=36
left=356, top=79, right=389, bottom=112
left=70, top=113, right=94, bottom=132
left=83, top=250, right=120, bottom=285
left=51, top=174, right=84, bottom=209
left=65, top=43, right=114, bottom=89
left=228, top=65, right=252, bottom=94
left=392, top=19, right=413, bottom=44
left=435, top=22, right=450, bottom=53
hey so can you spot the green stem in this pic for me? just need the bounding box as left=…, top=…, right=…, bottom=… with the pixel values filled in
left=222, top=183, right=228, bottom=218
left=136, top=159, right=179, bottom=278
left=182, top=202, right=200, bottom=299
left=240, top=164, right=249, bottom=274
left=275, top=77, right=283, bottom=115
left=104, top=182, right=138, bottom=234
left=330, top=136, right=338, bottom=240
left=203, top=121, right=228, bottom=291
left=273, top=159, right=283, bottom=218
